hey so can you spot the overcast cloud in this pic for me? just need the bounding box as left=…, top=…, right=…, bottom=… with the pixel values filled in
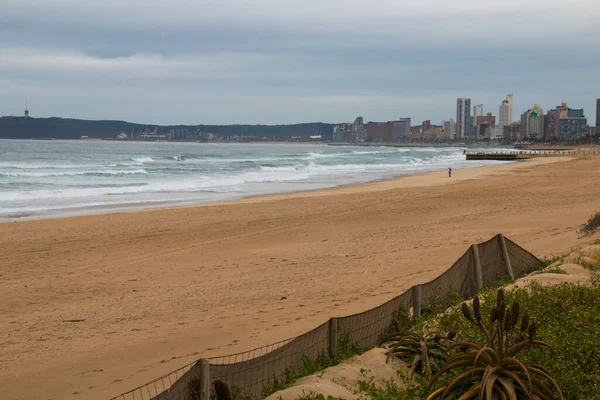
left=1, top=0, right=598, bottom=124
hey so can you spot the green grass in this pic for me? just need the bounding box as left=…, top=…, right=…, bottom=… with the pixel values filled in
left=419, top=290, right=463, bottom=319
left=539, top=255, right=562, bottom=269
left=579, top=259, right=600, bottom=271
left=354, top=368, right=429, bottom=400
left=594, top=239, right=600, bottom=245
left=433, top=282, right=600, bottom=399
left=293, top=390, right=344, bottom=400
left=532, top=265, right=567, bottom=275
left=262, top=351, right=334, bottom=398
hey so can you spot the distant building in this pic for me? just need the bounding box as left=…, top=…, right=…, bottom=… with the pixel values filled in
left=588, top=126, right=596, bottom=137
left=499, top=94, right=513, bottom=127
left=596, top=99, right=600, bottom=131
left=555, top=102, right=569, bottom=135
left=477, top=112, right=496, bottom=128
left=170, top=128, right=201, bottom=140
left=365, top=122, right=389, bottom=142
left=559, top=117, right=587, bottom=140
left=442, top=119, right=456, bottom=139
left=489, top=125, right=504, bottom=140
left=505, top=122, right=521, bottom=141
left=393, top=118, right=411, bottom=141
left=333, top=123, right=354, bottom=142
left=422, top=120, right=431, bottom=133
left=456, top=98, right=472, bottom=139
left=332, top=117, right=365, bottom=142
left=568, top=108, right=584, bottom=118
left=544, top=110, right=557, bottom=139
left=364, top=118, right=410, bottom=142
left=522, top=104, right=544, bottom=139
left=472, top=104, right=483, bottom=126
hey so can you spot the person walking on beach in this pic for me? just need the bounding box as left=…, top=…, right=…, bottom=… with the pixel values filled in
left=448, top=167, right=452, bottom=178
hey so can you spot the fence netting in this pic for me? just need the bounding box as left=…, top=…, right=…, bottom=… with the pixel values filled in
left=337, top=287, right=413, bottom=350
left=478, top=235, right=510, bottom=285
left=110, top=361, right=198, bottom=400
left=208, top=321, right=329, bottom=398
left=111, top=234, right=541, bottom=400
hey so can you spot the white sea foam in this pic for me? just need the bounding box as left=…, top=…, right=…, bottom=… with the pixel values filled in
left=0, top=140, right=506, bottom=219
left=0, top=169, right=148, bottom=177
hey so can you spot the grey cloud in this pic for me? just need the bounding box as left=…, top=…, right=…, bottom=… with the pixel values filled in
left=0, top=0, right=599, bottom=124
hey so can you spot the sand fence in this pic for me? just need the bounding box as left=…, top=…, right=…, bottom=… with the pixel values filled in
left=110, top=233, right=540, bottom=400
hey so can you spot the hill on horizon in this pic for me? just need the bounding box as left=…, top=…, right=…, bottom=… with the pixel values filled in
left=0, top=116, right=336, bottom=140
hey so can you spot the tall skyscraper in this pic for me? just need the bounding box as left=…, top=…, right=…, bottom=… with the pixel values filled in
left=456, top=98, right=472, bottom=139
left=596, top=99, right=600, bottom=129
left=442, top=119, right=456, bottom=139
left=472, top=104, right=483, bottom=127
left=499, top=94, right=513, bottom=126
left=523, top=104, right=544, bottom=139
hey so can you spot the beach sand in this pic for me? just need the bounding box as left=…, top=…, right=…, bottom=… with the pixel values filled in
left=2, top=155, right=600, bottom=400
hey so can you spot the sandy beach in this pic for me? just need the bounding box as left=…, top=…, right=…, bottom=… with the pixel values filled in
left=2, top=154, right=600, bottom=400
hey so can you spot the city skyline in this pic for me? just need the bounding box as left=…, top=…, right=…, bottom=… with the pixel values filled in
left=1, top=0, right=599, bottom=125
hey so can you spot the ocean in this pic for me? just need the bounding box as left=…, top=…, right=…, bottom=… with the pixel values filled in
left=0, top=140, right=503, bottom=220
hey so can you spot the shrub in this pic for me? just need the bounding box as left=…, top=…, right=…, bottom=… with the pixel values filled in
left=214, top=379, right=232, bottom=400
left=380, top=327, right=455, bottom=379
left=420, top=291, right=463, bottom=318
left=434, top=284, right=600, bottom=399
left=428, top=289, right=563, bottom=399
left=580, top=212, right=600, bottom=237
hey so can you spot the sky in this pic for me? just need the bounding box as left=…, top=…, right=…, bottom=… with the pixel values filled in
left=1, top=0, right=599, bottom=125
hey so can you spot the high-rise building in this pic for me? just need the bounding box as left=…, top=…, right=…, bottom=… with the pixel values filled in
left=520, top=111, right=528, bottom=140
left=499, top=94, right=513, bottom=126
left=472, top=104, right=483, bottom=126
left=559, top=116, right=587, bottom=140
left=393, top=118, right=411, bottom=141
left=352, top=116, right=365, bottom=140
left=506, top=122, right=521, bottom=141
left=422, top=120, right=431, bottom=133
left=523, top=104, right=544, bottom=139
left=544, top=110, right=557, bottom=139
left=596, top=99, right=600, bottom=130
left=365, top=119, right=410, bottom=142
left=568, top=108, right=584, bottom=118
left=456, top=98, right=472, bottom=139
left=556, top=107, right=587, bottom=140
left=477, top=112, right=496, bottom=128
left=442, top=119, right=456, bottom=139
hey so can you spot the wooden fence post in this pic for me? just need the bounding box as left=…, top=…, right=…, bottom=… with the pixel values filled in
left=471, top=244, right=484, bottom=291
left=200, top=359, right=210, bottom=400
left=499, top=234, right=515, bottom=280
left=329, top=318, right=338, bottom=365
left=413, top=285, right=422, bottom=318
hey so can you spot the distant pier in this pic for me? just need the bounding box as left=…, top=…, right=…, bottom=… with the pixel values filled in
left=465, top=150, right=573, bottom=161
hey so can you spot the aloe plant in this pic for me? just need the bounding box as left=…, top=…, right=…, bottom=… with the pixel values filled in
left=427, top=289, right=563, bottom=400
left=381, top=327, right=455, bottom=378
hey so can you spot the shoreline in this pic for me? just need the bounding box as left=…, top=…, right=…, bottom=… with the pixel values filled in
left=1, top=157, right=516, bottom=223
left=2, top=154, right=599, bottom=400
